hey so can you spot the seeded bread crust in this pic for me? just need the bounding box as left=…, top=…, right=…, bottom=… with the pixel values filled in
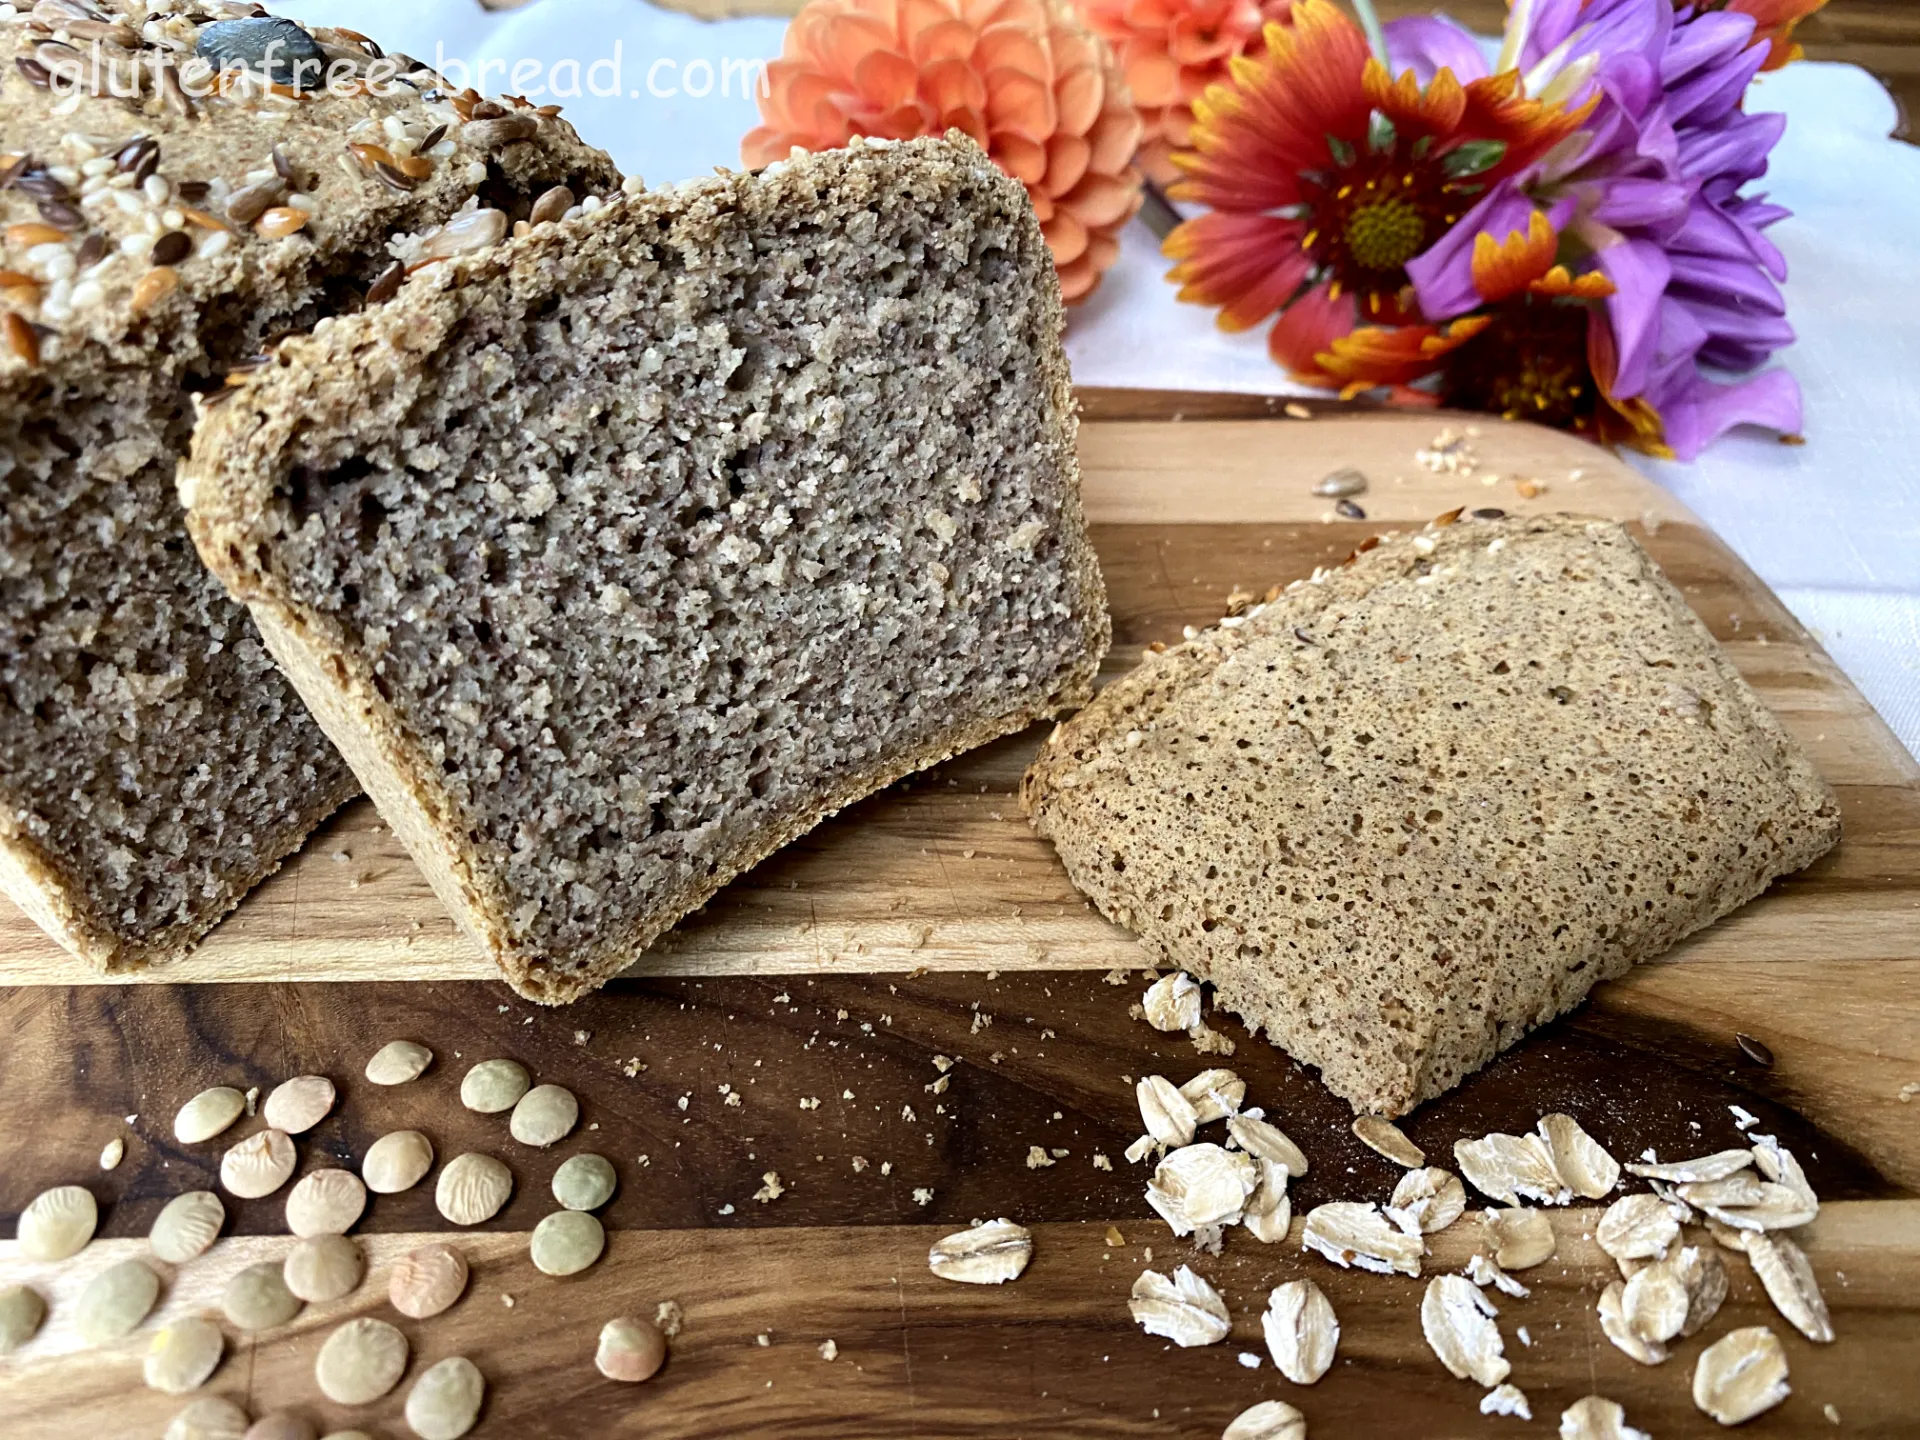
left=0, top=3, right=619, bottom=969
left=184, top=136, right=1108, bottom=1002
left=1023, top=513, right=1841, bottom=1116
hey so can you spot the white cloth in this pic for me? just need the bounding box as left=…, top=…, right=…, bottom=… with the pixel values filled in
left=272, top=1, right=1920, bottom=759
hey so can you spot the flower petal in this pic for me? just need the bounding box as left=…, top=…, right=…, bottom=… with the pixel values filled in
left=1163, top=211, right=1311, bottom=330
left=1472, top=209, right=1559, bottom=305
left=1383, top=14, right=1488, bottom=87
left=1594, top=237, right=1671, bottom=398
left=1267, top=278, right=1358, bottom=382
left=1406, top=180, right=1536, bottom=321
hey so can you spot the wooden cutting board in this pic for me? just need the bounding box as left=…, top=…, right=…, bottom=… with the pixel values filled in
left=2, top=399, right=1916, bottom=1438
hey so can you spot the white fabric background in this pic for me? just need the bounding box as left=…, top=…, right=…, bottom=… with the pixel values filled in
left=273, top=0, right=1920, bottom=759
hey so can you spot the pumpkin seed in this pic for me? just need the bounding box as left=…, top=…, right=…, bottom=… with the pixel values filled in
left=404, top=1355, right=485, bottom=1440
left=1128, top=1265, right=1230, bottom=1347
left=435, top=1153, right=513, bottom=1225
left=220, top=1129, right=297, bottom=1199
left=530, top=1210, right=605, bottom=1276
left=165, top=1397, right=250, bottom=1440
left=285, top=1169, right=367, bottom=1237
left=1353, top=1115, right=1423, bottom=1168
left=459, top=1059, right=530, bottom=1114
left=77, top=1258, right=161, bottom=1344
left=175, top=1088, right=247, bottom=1144
left=551, top=1154, right=617, bottom=1211
left=365, top=1040, right=432, bottom=1086
left=389, top=1242, right=469, bottom=1319
left=18, top=1184, right=97, bottom=1260
left=510, top=1084, right=579, bottom=1147
left=0, top=1284, right=48, bottom=1353
left=195, top=17, right=327, bottom=89
left=262, top=1076, right=336, bottom=1135
left=1421, top=1275, right=1509, bottom=1387
left=315, top=1317, right=408, bottom=1404
left=595, top=1316, right=667, bottom=1382
left=151, top=1191, right=226, bottom=1264
left=1262, top=1278, right=1337, bottom=1384
left=927, top=1219, right=1033, bottom=1285
left=363, top=1130, right=434, bottom=1194
left=284, top=1234, right=364, bottom=1304
left=222, top=1261, right=302, bottom=1331
left=1222, top=1399, right=1307, bottom=1440
left=145, top=1317, right=225, bottom=1394
left=1692, top=1326, right=1789, bottom=1425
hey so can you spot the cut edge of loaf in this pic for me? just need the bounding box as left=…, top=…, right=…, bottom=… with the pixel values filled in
left=1023, top=511, right=1840, bottom=1116
left=184, top=135, right=1107, bottom=1002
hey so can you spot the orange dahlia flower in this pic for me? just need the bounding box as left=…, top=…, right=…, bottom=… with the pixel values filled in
left=1163, top=0, right=1594, bottom=369
left=1073, top=0, right=1298, bottom=183
left=744, top=0, right=1145, bottom=303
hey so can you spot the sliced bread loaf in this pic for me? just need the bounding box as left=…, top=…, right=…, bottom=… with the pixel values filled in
left=182, top=136, right=1110, bottom=1002
left=1022, top=512, right=1840, bottom=1116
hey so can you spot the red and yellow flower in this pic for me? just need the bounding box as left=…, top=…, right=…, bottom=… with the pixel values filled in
left=1708, top=0, right=1829, bottom=70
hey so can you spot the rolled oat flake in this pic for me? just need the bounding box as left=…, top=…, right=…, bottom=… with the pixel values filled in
left=175, top=1087, right=248, bottom=1144
left=151, top=1191, right=226, bottom=1264
left=165, top=1396, right=251, bottom=1440
left=145, top=1317, right=226, bottom=1395
left=460, top=1058, right=531, bottom=1113
left=18, top=1184, right=98, bottom=1261
left=363, top=1130, right=435, bottom=1194
left=284, top=1233, right=365, bottom=1304
left=530, top=1210, right=605, bottom=1276
left=366, top=1040, right=433, bottom=1086
left=551, top=1153, right=618, bottom=1211
left=77, top=1258, right=162, bottom=1344
left=315, top=1317, right=409, bottom=1404
left=510, top=1084, right=580, bottom=1147
left=223, top=1260, right=303, bottom=1331
left=0, top=1284, right=48, bottom=1353
left=404, top=1355, right=486, bottom=1440
left=596, top=1316, right=667, bottom=1382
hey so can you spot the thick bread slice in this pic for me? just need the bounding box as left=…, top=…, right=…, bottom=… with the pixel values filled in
left=1023, top=512, right=1839, bottom=1115
left=183, top=136, right=1109, bottom=1002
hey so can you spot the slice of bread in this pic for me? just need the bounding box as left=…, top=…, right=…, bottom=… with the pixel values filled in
left=182, top=136, right=1109, bottom=1002
left=1023, top=512, right=1840, bottom=1116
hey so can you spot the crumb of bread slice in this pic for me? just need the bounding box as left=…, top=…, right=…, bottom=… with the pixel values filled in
left=1023, top=512, right=1840, bottom=1115
left=183, top=136, right=1109, bottom=1002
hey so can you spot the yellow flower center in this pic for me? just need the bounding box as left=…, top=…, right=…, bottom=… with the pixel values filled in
left=1343, top=196, right=1426, bottom=272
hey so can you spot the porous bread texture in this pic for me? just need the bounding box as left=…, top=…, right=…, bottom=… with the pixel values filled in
left=1023, top=512, right=1840, bottom=1116
left=184, top=136, right=1109, bottom=1003
left=0, top=1, right=620, bottom=969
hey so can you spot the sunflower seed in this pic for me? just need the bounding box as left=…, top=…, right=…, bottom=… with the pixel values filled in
left=222, top=1261, right=302, bottom=1331
left=462, top=115, right=539, bottom=147
left=1597, top=1280, right=1666, bottom=1365
left=221, top=1128, right=297, bottom=1198
left=1421, top=1275, right=1509, bottom=1386
left=224, top=180, right=284, bottom=226
left=1481, top=1207, right=1554, bottom=1269
left=77, top=1258, right=161, bottom=1344
left=596, top=1316, right=667, bottom=1382
left=390, top=1242, right=470, bottom=1319
left=363, top=1130, right=434, bottom=1194
left=165, top=1397, right=250, bottom=1440
left=1624, top=1148, right=1752, bottom=1184
left=315, top=1317, right=409, bottom=1404
left=1142, top=972, right=1202, bottom=1031
left=1692, top=1326, right=1790, bottom=1424
left=284, top=1233, right=364, bottom=1304
left=1621, top=1253, right=1690, bottom=1344
left=1481, top=1384, right=1531, bottom=1419
left=1595, top=1193, right=1680, bottom=1264
left=1302, top=1201, right=1423, bottom=1276
left=144, top=1317, right=225, bottom=1394
left=1136, top=1075, right=1198, bottom=1149
left=459, top=1059, right=530, bottom=1113
left=1735, top=1032, right=1774, bottom=1066
left=365, top=1040, right=432, bottom=1085
left=510, top=1084, right=579, bottom=1147
left=150, top=1191, right=225, bottom=1264
left=1745, top=1231, right=1833, bottom=1342
left=1335, top=498, right=1366, bottom=519
left=436, top=1153, right=513, bottom=1225
left=1312, top=467, right=1368, bottom=498
left=552, top=1153, right=618, bottom=1211
left=927, top=1218, right=1033, bottom=1284
left=1226, top=1114, right=1308, bottom=1176
left=1453, top=1133, right=1569, bottom=1205
left=262, top=1075, right=336, bottom=1135
left=175, top=1087, right=247, bottom=1144
left=1536, top=1114, right=1618, bottom=1198
left=285, top=1169, right=367, bottom=1237
left=1147, top=1143, right=1258, bottom=1235
left=18, top=1184, right=97, bottom=1260
left=1222, top=1399, right=1307, bottom=1440
left=1180, top=1068, right=1245, bottom=1124
left=404, top=1355, right=484, bottom=1440
left=1128, top=1265, right=1230, bottom=1347
left=1558, top=1395, right=1650, bottom=1440
left=0, top=1285, right=48, bottom=1353
left=1353, top=1116, right=1423, bottom=1167
left=531, top=1210, right=605, bottom=1276
left=1262, top=1278, right=1337, bottom=1384
left=1385, top=1168, right=1466, bottom=1236
left=1241, top=1158, right=1292, bottom=1243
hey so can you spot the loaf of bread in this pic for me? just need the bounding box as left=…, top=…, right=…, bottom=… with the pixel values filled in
left=1023, top=513, right=1841, bottom=1116
left=0, top=4, right=619, bottom=968
left=182, top=135, right=1110, bottom=1002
